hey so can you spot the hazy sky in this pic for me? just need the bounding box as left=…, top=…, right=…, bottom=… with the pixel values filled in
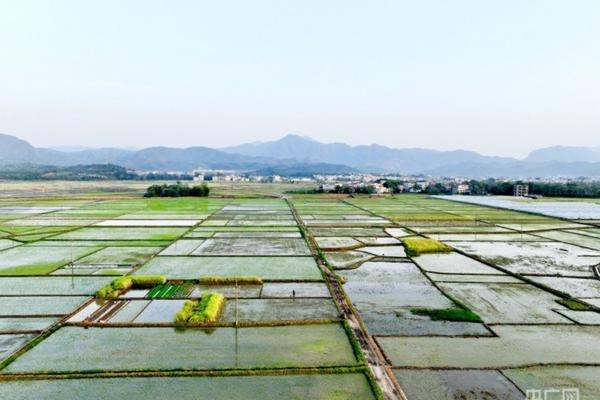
left=1, top=1, right=598, bottom=157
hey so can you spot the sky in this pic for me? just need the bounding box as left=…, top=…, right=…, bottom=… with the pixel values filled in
left=0, top=0, right=599, bottom=158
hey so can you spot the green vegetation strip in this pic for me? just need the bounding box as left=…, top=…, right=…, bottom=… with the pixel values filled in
left=0, top=366, right=366, bottom=381
left=199, top=276, right=263, bottom=285
left=402, top=237, right=452, bottom=257
left=410, top=306, right=482, bottom=322
left=557, top=298, right=598, bottom=312
left=147, top=284, right=180, bottom=299
left=174, top=293, right=226, bottom=325
left=96, top=275, right=167, bottom=298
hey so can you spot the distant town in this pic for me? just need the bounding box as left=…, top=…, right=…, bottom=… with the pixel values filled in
left=191, top=170, right=600, bottom=197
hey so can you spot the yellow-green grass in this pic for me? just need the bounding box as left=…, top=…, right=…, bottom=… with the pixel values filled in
left=175, top=293, right=226, bottom=325
left=96, top=275, right=167, bottom=298
left=411, top=307, right=482, bottom=323
left=402, top=237, right=452, bottom=256
left=199, top=276, right=263, bottom=285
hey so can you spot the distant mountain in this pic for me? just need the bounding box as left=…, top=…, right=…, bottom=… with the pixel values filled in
left=525, top=145, right=600, bottom=163
left=423, top=160, right=600, bottom=178
left=50, top=145, right=139, bottom=152
left=0, top=133, right=42, bottom=164
left=49, top=145, right=93, bottom=152
left=119, top=146, right=280, bottom=171
left=222, top=134, right=514, bottom=173
left=251, top=162, right=355, bottom=177
left=1, top=132, right=600, bottom=178
left=0, top=133, right=353, bottom=175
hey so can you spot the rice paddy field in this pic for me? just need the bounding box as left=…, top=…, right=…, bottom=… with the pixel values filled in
left=0, top=184, right=599, bottom=399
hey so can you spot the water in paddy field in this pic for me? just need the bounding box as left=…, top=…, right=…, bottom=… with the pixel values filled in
left=438, top=195, right=600, bottom=219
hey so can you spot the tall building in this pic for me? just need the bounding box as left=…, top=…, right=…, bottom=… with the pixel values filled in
left=513, top=184, right=529, bottom=197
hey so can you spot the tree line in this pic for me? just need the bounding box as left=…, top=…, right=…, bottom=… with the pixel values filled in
left=320, top=184, right=377, bottom=194
left=382, top=178, right=600, bottom=197
left=0, top=163, right=194, bottom=181
left=468, top=179, right=600, bottom=198
left=144, top=182, right=210, bottom=197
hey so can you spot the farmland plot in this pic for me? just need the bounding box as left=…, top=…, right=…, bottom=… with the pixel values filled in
left=220, top=298, right=339, bottom=323
left=0, top=296, right=89, bottom=316
left=437, top=282, right=570, bottom=323
left=191, top=238, right=311, bottom=256
left=136, top=256, right=322, bottom=280
left=393, top=369, right=523, bottom=400
left=6, top=191, right=600, bottom=398
left=340, top=261, right=488, bottom=336
left=0, top=318, right=58, bottom=333
left=378, top=325, right=600, bottom=368
left=0, top=246, right=100, bottom=275
left=0, top=374, right=376, bottom=400
left=76, top=246, right=163, bottom=265
left=52, top=227, right=188, bottom=241
left=3, top=324, right=357, bottom=373
left=0, top=334, right=37, bottom=362
left=0, top=276, right=115, bottom=295
left=450, top=241, right=600, bottom=277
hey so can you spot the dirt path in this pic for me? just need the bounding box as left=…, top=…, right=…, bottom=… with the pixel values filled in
left=286, top=198, right=406, bottom=400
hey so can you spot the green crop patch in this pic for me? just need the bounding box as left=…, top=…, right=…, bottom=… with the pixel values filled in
left=557, top=298, right=597, bottom=311
left=411, top=306, right=483, bottom=323
left=147, top=283, right=193, bottom=299
left=402, top=237, right=452, bottom=256
left=174, top=293, right=226, bottom=325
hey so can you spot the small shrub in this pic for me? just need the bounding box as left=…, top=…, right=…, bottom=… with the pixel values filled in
left=96, top=275, right=167, bottom=298
left=411, top=307, right=482, bottom=322
left=174, top=300, right=199, bottom=324
left=402, top=237, right=452, bottom=257
left=199, top=276, right=263, bottom=285
left=196, top=293, right=226, bottom=323
left=111, top=277, right=133, bottom=290
left=95, top=285, right=116, bottom=299
left=131, top=275, right=167, bottom=287
left=173, top=293, right=226, bottom=325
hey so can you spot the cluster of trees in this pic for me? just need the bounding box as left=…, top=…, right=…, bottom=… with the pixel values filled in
left=0, top=163, right=197, bottom=181
left=144, top=182, right=210, bottom=197
left=467, top=179, right=600, bottom=198
left=0, top=164, right=138, bottom=180
left=139, top=172, right=194, bottom=180
left=422, top=183, right=449, bottom=195
left=382, top=179, right=404, bottom=193
left=319, top=184, right=377, bottom=194
left=382, top=178, right=600, bottom=198
left=383, top=179, right=426, bottom=193
left=383, top=180, right=449, bottom=194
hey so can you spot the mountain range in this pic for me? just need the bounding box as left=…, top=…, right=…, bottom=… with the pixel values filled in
left=1, top=133, right=599, bottom=178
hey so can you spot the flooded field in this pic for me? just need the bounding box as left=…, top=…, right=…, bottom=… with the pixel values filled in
left=0, top=191, right=599, bottom=398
